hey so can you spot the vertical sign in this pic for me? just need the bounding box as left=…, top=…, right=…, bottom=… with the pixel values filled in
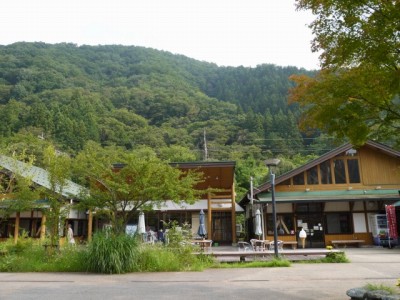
left=385, top=205, right=398, bottom=239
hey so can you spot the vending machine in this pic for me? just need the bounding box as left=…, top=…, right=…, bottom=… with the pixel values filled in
left=368, top=214, right=388, bottom=246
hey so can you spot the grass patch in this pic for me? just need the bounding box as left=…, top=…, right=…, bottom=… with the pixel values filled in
left=136, top=244, right=214, bottom=272
left=364, top=283, right=398, bottom=295
left=214, top=257, right=291, bottom=268
left=295, top=251, right=349, bottom=264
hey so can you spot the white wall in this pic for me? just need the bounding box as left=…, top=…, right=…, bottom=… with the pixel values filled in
left=353, top=213, right=367, bottom=233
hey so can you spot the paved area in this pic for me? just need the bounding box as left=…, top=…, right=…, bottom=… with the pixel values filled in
left=0, top=247, right=399, bottom=300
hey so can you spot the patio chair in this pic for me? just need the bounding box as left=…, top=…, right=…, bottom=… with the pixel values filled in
left=249, top=239, right=256, bottom=251
left=269, top=240, right=284, bottom=251
left=237, top=241, right=251, bottom=252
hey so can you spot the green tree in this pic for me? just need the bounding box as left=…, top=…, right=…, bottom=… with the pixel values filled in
left=42, top=145, right=73, bottom=246
left=291, top=1, right=400, bottom=147
left=73, top=142, right=203, bottom=234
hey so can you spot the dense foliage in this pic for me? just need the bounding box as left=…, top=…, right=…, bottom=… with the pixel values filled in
left=0, top=42, right=345, bottom=195
left=291, top=0, right=400, bottom=147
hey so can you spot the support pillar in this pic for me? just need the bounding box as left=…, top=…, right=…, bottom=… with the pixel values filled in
left=14, top=212, right=20, bottom=244
left=40, top=214, right=46, bottom=240
left=88, top=209, right=93, bottom=242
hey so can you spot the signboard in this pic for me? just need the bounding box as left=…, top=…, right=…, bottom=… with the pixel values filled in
left=385, top=205, right=398, bottom=239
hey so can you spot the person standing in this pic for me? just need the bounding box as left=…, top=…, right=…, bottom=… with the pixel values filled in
left=67, top=224, right=75, bottom=245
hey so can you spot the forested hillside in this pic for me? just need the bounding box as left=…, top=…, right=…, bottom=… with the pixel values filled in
left=0, top=42, right=337, bottom=195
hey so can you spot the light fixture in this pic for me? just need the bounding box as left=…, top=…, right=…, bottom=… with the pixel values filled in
left=375, top=186, right=381, bottom=190
left=305, top=188, right=310, bottom=192
left=347, top=187, right=353, bottom=191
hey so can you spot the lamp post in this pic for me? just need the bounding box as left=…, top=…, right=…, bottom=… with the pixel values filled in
left=265, top=158, right=281, bottom=258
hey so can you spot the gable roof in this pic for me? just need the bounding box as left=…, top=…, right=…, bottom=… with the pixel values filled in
left=239, top=140, right=400, bottom=206
left=0, top=155, right=87, bottom=198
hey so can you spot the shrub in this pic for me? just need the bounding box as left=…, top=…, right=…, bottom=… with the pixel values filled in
left=0, top=238, right=87, bottom=272
left=323, top=251, right=349, bottom=263
left=85, top=231, right=139, bottom=274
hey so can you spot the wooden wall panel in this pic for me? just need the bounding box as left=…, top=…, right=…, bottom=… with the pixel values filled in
left=359, top=147, right=400, bottom=185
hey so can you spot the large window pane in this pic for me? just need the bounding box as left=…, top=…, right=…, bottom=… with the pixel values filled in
left=326, top=213, right=352, bottom=234
left=347, top=159, right=360, bottom=183
left=307, top=166, right=319, bottom=185
left=334, top=159, right=346, bottom=184
left=320, top=161, right=332, bottom=184
left=293, top=172, right=305, bottom=185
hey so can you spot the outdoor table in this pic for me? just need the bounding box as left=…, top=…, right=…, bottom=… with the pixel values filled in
left=192, top=239, right=212, bottom=251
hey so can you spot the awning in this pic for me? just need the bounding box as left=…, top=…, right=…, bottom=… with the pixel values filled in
left=257, top=189, right=400, bottom=203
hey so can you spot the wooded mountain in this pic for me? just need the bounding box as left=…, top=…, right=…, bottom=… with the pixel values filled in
left=0, top=42, right=331, bottom=194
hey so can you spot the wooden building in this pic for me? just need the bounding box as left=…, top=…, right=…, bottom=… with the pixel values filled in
left=240, top=141, right=400, bottom=248
left=1, top=157, right=242, bottom=245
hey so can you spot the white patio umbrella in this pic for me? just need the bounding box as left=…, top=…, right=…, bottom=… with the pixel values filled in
left=254, top=209, right=262, bottom=239
left=197, top=209, right=207, bottom=239
left=137, top=212, right=146, bottom=240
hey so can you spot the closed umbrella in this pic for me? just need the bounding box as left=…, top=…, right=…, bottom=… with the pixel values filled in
left=137, top=212, right=146, bottom=241
left=255, top=209, right=262, bottom=239
left=197, top=209, right=207, bottom=239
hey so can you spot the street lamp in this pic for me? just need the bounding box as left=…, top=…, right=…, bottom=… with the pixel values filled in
left=265, top=158, right=281, bottom=258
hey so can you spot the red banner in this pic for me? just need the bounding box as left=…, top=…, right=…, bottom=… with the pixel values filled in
left=385, top=205, right=398, bottom=239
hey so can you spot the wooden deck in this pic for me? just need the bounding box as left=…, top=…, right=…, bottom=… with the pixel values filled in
left=194, top=249, right=342, bottom=262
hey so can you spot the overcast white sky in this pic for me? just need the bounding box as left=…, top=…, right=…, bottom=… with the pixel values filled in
left=0, top=0, right=320, bottom=70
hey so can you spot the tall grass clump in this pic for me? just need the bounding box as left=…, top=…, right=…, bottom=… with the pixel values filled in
left=85, top=231, right=139, bottom=274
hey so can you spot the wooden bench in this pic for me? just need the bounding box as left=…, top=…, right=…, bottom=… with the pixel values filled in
left=331, top=240, right=365, bottom=248
left=283, top=241, right=298, bottom=249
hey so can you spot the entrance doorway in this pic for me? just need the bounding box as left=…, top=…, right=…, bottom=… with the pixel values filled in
left=212, top=212, right=232, bottom=244
left=296, top=203, right=325, bottom=248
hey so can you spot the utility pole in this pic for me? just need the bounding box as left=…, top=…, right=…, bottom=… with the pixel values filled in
left=203, top=128, right=208, bottom=161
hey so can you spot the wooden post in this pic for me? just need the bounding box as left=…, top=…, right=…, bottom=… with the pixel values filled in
left=14, top=212, right=20, bottom=244
left=40, top=214, right=46, bottom=240
left=88, top=209, right=93, bottom=242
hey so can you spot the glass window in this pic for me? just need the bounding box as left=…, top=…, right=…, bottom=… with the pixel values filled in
left=307, top=166, right=319, bottom=185
left=347, top=159, right=360, bottom=183
left=266, top=214, right=294, bottom=236
left=326, top=213, right=352, bottom=234
left=334, top=159, right=346, bottom=184
left=320, top=161, right=332, bottom=184
left=293, top=173, right=305, bottom=185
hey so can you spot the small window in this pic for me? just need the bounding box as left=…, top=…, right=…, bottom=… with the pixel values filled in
left=347, top=159, right=360, bottom=183
left=320, top=161, right=332, bottom=184
left=307, top=166, right=319, bottom=185
left=326, top=213, right=352, bottom=234
left=293, top=173, right=305, bottom=185
left=334, top=159, right=346, bottom=184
